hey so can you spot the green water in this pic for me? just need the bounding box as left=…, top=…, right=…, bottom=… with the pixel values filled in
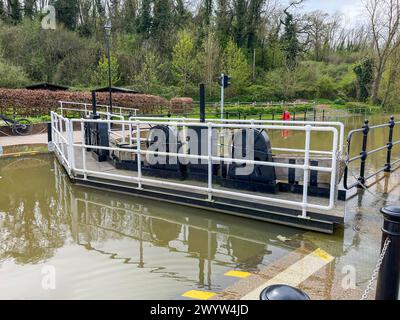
left=0, top=113, right=399, bottom=299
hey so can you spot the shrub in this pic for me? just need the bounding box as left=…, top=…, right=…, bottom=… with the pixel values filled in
left=334, top=98, right=346, bottom=105
left=345, top=102, right=380, bottom=114
left=316, top=75, right=337, bottom=100
left=0, top=89, right=169, bottom=116
left=0, top=59, right=29, bottom=88
left=170, top=97, right=194, bottom=114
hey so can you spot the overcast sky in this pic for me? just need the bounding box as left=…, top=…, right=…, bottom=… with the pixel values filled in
left=300, top=0, right=365, bottom=24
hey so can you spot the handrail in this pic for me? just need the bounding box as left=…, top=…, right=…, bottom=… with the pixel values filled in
left=50, top=111, right=340, bottom=219
left=343, top=116, right=400, bottom=190
left=58, top=101, right=139, bottom=117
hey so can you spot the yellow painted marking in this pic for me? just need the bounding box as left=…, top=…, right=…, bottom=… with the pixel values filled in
left=224, top=270, right=251, bottom=278
left=312, top=248, right=333, bottom=262
left=182, top=290, right=216, bottom=300
left=241, top=248, right=334, bottom=300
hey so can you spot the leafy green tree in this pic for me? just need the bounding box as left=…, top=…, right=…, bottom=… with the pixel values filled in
left=216, top=0, right=231, bottom=48
left=92, top=54, right=121, bottom=86
left=232, top=0, right=247, bottom=48
left=198, top=31, right=220, bottom=97
left=172, top=30, right=197, bottom=94
left=353, top=58, right=374, bottom=102
left=281, top=4, right=300, bottom=71
left=24, top=0, right=36, bottom=20
left=134, top=51, right=161, bottom=91
left=54, top=0, right=79, bottom=30
left=152, top=0, right=174, bottom=56
left=9, top=0, right=22, bottom=24
left=0, top=0, right=6, bottom=22
left=137, top=0, right=152, bottom=37
left=123, top=0, right=138, bottom=33
left=223, top=40, right=251, bottom=94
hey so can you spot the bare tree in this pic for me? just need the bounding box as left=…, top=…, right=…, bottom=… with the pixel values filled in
left=363, top=0, right=400, bottom=104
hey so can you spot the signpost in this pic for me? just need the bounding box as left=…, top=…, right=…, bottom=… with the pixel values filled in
left=218, top=74, right=231, bottom=120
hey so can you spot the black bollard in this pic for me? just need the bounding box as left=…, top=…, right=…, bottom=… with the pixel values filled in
left=199, top=84, right=206, bottom=123
left=260, top=285, right=310, bottom=300
left=358, top=120, right=370, bottom=187
left=91, top=90, right=97, bottom=117
left=47, top=122, right=52, bottom=142
left=385, top=116, right=395, bottom=173
left=375, top=206, right=400, bottom=300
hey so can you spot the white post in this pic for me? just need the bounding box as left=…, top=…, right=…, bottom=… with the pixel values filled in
left=59, top=117, right=65, bottom=157
left=80, top=122, right=87, bottom=180
left=301, top=125, right=312, bottom=218
left=67, top=119, right=75, bottom=175
left=207, top=122, right=213, bottom=201
left=220, top=73, right=224, bottom=120
left=136, top=121, right=142, bottom=190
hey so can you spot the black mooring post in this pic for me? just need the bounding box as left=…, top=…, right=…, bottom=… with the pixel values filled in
left=385, top=116, right=395, bottom=173
left=375, top=206, right=400, bottom=300
left=304, top=110, right=307, bottom=121
left=322, top=109, right=325, bottom=121
left=313, top=108, right=317, bottom=121
left=47, top=122, right=52, bottom=142
left=358, top=120, right=370, bottom=187
left=199, top=84, right=206, bottom=123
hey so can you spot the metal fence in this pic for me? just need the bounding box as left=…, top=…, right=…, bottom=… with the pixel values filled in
left=343, top=116, right=400, bottom=190
left=58, top=101, right=139, bottom=117
left=50, top=110, right=343, bottom=219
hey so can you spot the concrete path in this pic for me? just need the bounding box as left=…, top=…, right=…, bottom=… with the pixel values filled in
left=0, top=133, right=48, bottom=147
left=0, top=131, right=83, bottom=147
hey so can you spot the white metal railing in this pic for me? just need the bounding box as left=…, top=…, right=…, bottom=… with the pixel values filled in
left=50, top=111, right=341, bottom=219
left=129, top=116, right=345, bottom=156
left=58, top=101, right=139, bottom=117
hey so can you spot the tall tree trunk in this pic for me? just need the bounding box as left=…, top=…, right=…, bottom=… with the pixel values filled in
left=371, top=62, right=384, bottom=104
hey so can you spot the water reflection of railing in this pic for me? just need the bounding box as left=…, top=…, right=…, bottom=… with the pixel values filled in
left=52, top=158, right=301, bottom=287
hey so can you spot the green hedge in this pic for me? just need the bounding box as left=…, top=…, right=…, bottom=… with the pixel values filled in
left=345, top=102, right=381, bottom=114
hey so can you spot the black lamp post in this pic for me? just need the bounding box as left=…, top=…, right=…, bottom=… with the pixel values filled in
left=104, top=21, right=113, bottom=114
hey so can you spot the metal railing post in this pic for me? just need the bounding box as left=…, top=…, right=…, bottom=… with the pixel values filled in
left=301, top=125, right=312, bottom=218
left=207, top=122, right=213, bottom=202
left=375, top=206, right=400, bottom=300
left=358, top=120, right=370, bottom=187
left=136, top=121, right=142, bottom=190
left=385, top=116, right=395, bottom=173
left=80, top=121, right=87, bottom=179
left=67, top=119, right=75, bottom=174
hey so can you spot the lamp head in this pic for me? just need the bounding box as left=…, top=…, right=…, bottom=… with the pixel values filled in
left=104, top=22, right=112, bottom=36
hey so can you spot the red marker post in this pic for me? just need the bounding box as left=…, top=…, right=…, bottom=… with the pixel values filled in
left=281, top=111, right=291, bottom=139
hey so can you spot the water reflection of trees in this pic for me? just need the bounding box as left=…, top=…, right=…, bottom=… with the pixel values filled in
left=0, top=155, right=301, bottom=287
left=0, top=155, right=69, bottom=264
